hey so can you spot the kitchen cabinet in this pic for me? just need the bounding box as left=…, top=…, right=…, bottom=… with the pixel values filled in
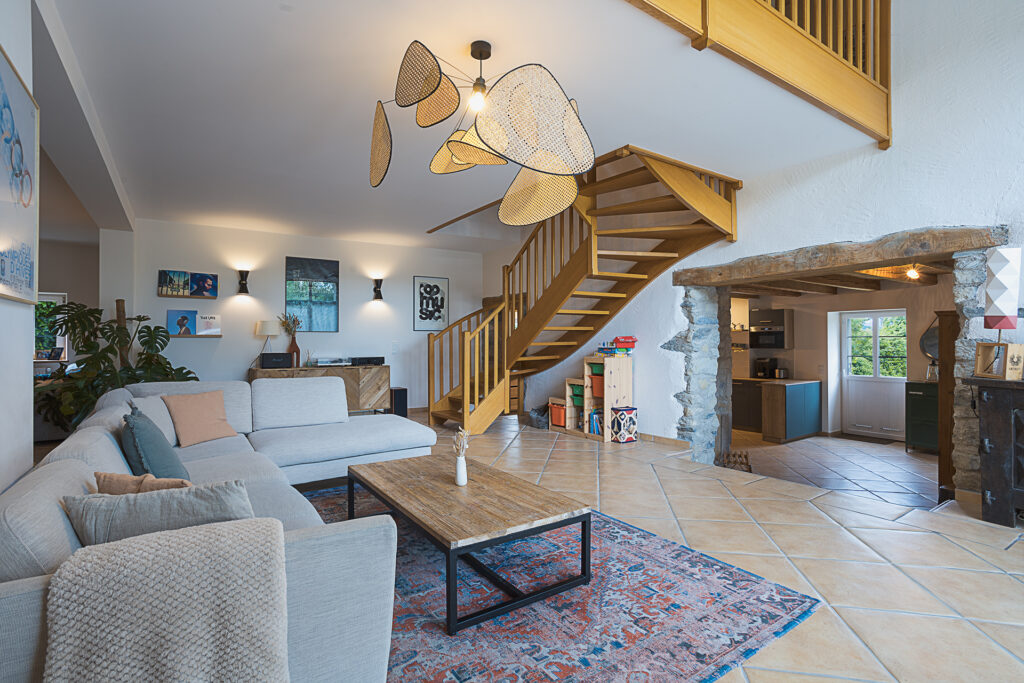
left=905, top=382, right=938, bottom=452
left=732, top=380, right=763, bottom=432
left=762, top=381, right=821, bottom=443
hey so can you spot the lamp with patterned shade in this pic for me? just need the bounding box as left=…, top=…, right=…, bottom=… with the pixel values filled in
left=984, top=247, right=1021, bottom=330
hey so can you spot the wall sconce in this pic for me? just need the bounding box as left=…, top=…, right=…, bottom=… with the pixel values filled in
left=372, top=278, right=383, bottom=301
left=238, top=269, right=250, bottom=294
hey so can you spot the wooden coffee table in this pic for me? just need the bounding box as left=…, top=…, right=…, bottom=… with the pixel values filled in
left=347, top=454, right=592, bottom=635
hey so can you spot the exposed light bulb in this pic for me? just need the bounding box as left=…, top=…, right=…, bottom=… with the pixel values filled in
left=469, top=90, right=485, bottom=112
left=906, top=267, right=920, bottom=280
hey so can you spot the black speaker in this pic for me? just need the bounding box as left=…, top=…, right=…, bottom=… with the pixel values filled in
left=351, top=356, right=385, bottom=366
left=260, top=352, right=293, bottom=369
left=387, top=387, right=408, bottom=417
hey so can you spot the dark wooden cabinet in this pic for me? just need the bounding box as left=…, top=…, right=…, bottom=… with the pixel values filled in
left=732, top=380, right=763, bottom=432
left=905, top=381, right=938, bottom=452
left=964, top=377, right=1024, bottom=527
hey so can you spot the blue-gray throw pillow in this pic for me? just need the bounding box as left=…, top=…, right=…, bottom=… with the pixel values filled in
left=63, top=480, right=254, bottom=546
left=120, top=406, right=190, bottom=480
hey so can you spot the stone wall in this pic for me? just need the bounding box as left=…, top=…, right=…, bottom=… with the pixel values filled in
left=951, top=249, right=988, bottom=491
left=662, top=286, right=720, bottom=463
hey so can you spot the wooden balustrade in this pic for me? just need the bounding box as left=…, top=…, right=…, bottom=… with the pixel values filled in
left=503, top=207, right=591, bottom=336
left=460, top=302, right=509, bottom=432
left=427, top=305, right=494, bottom=419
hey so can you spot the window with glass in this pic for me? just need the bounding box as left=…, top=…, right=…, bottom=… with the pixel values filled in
left=34, top=292, right=68, bottom=361
left=285, top=256, right=339, bottom=332
left=842, top=310, right=907, bottom=379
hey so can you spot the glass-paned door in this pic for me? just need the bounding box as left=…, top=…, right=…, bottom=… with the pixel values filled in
left=841, top=310, right=907, bottom=439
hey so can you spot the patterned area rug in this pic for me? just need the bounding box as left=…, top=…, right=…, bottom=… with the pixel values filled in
left=304, top=485, right=818, bottom=682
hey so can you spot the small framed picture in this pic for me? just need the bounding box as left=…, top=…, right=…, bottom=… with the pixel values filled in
left=34, top=350, right=49, bottom=360
left=157, top=270, right=190, bottom=297
left=167, top=309, right=198, bottom=337
left=188, top=272, right=218, bottom=298
left=47, top=347, right=64, bottom=360
left=413, top=275, right=449, bottom=331
left=196, top=314, right=221, bottom=337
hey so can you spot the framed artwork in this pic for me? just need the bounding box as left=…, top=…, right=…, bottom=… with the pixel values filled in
left=157, top=270, right=218, bottom=298
left=167, top=309, right=197, bottom=337
left=413, top=276, right=449, bottom=331
left=196, top=314, right=221, bottom=337
left=0, top=44, right=40, bottom=305
left=285, top=256, right=339, bottom=332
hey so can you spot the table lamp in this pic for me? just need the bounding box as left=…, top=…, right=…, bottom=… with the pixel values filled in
left=255, top=320, right=281, bottom=350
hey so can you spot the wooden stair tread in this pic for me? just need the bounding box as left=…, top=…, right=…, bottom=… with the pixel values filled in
left=589, top=272, right=649, bottom=281
left=544, top=325, right=595, bottom=331
left=597, top=250, right=679, bottom=261
left=579, top=167, right=657, bottom=197
left=430, top=409, right=464, bottom=422
left=557, top=309, right=610, bottom=315
left=596, top=224, right=710, bottom=239
left=510, top=368, right=538, bottom=376
left=587, top=195, right=686, bottom=217
left=572, top=290, right=627, bottom=299
left=516, top=354, right=563, bottom=361
left=529, top=340, right=578, bottom=346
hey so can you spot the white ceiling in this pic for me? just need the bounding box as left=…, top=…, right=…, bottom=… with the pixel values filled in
left=47, top=0, right=870, bottom=251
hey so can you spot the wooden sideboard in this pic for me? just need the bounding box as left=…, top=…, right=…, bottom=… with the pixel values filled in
left=964, top=376, right=1024, bottom=527
left=248, top=365, right=391, bottom=412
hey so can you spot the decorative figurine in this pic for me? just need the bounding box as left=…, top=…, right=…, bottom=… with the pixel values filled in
left=453, top=428, right=469, bottom=486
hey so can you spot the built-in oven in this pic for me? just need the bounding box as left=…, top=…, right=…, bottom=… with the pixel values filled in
left=749, top=308, right=794, bottom=349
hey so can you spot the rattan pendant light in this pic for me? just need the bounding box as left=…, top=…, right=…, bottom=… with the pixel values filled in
left=369, top=40, right=594, bottom=226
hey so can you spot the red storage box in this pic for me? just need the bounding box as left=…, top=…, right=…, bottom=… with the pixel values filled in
left=549, top=403, right=566, bottom=427
left=591, top=375, right=604, bottom=398
left=613, top=336, right=637, bottom=349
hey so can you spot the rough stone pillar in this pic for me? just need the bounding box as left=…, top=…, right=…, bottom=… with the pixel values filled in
left=951, top=249, right=987, bottom=492
left=662, top=286, right=720, bottom=463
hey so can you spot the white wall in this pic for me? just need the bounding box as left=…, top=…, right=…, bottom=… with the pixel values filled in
left=0, top=0, right=35, bottom=491
left=102, top=220, right=483, bottom=408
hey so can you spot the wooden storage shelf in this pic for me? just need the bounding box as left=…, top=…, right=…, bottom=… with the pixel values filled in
left=549, top=354, right=633, bottom=443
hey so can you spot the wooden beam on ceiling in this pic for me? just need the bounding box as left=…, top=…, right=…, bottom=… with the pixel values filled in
left=856, top=266, right=938, bottom=286
left=761, top=279, right=839, bottom=295
left=734, top=285, right=805, bottom=297
left=791, top=274, right=881, bottom=291
left=426, top=198, right=501, bottom=234
left=672, top=226, right=1008, bottom=287
left=919, top=261, right=954, bottom=274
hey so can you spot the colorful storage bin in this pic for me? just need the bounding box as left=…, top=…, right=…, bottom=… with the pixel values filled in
left=588, top=362, right=604, bottom=375
left=549, top=403, right=566, bottom=427
left=591, top=375, right=605, bottom=398
left=613, top=336, right=637, bottom=349
left=570, top=383, right=584, bottom=396
left=571, top=395, right=584, bottom=407
left=610, top=406, right=638, bottom=443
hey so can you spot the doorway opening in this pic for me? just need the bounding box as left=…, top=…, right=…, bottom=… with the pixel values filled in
left=840, top=309, right=907, bottom=440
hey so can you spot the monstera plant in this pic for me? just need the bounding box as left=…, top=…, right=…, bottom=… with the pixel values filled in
left=35, top=302, right=198, bottom=431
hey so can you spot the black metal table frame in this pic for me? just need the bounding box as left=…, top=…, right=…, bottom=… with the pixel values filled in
left=347, top=473, right=592, bottom=635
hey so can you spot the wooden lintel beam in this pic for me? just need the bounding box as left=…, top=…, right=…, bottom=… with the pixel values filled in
left=856, top=267, right=938, bottom=286
left=791, top=274, right=881, bottom=291
left=762, top=279, right=838, bottom=295
left=672, top=226, right=1008, bottom=287
left=919, top=261, right=954, bottom=274
left=737, top=285, right=804, bottom=297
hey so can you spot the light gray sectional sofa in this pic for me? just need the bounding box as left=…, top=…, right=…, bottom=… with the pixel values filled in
left=0, top=376, right=438, bottom=682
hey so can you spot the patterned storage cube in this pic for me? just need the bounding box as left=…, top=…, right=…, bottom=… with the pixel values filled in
left=610, top=406, right=638, bottom=443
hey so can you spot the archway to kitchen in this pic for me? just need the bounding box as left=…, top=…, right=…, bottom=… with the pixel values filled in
left=671, top=226, right=1007, bottom=509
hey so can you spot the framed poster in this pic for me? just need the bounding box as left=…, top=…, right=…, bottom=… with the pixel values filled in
left=157, top=269, right=218, bottom=298
left=196, top=314, right=221, bottom=337
left=167, top=309, right=197, bottom=337
left=0, top=44, right=40, bottom=305
left=413, top=276, right=449, bottom=331
left=285, top=256, right=339, bottom=332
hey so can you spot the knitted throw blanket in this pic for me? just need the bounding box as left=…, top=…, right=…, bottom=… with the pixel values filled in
left=44, top=518, right=289, bottom=682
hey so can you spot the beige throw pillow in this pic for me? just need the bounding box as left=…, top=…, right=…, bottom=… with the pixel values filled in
left=95, top=472, right=192, bottom=495
left=161, top=390, right=238, bottom=447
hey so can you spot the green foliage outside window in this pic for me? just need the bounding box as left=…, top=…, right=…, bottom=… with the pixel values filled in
left=35, top=300, right=59, bottom=351
left=846, top=314, right=907, bottom=378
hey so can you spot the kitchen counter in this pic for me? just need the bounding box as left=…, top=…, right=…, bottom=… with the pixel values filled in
left=733, top=377, right=820, bottom=386
left=732, top=379, right=822, bottom=443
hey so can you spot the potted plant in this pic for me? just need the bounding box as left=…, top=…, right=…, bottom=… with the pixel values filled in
left=34, top=302, right=198, bottom=431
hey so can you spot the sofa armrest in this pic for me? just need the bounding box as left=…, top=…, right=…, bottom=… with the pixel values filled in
left=0, top=574, right=50, bottom=682
left=284, top=515, right=397, bottom=683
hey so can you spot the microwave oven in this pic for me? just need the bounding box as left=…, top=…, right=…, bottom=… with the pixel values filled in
left=749, top=308, right=793, bottom=349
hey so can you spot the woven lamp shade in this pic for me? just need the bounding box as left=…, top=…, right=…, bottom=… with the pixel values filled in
left=369, top=100, right=392, bottom=187
left=430, top=131, right=475, bottom=174
left=984, top=247, right=1021, bottom=329
left=395, top=41, right=441, bottom=107
left=498, top=166, right=578, bottom=226
left=476, top=64, right=594, bottom=176
left=416, top=74, right=460, bottom=127
left=447, top=123, right=508, bottom=166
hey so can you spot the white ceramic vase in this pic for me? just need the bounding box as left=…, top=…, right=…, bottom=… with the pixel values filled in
left=455, top=454, right=468, bottom=486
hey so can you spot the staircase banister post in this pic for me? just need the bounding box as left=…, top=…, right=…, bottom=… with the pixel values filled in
left=461, top=329, right=471, bottom=426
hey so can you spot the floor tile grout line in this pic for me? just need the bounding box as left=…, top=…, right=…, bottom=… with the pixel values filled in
left=740, top=665, right=891, bottom=682
left=723, top=488, right=900, bottom=682
left=650, top=461, right=688, bottom=545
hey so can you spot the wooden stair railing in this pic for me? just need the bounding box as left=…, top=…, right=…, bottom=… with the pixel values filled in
left=427, top=305, right=496, bottom=426
left=459, top=302, right=509, bottom=434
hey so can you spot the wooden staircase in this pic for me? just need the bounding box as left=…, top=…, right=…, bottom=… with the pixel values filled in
left=428, top=145, right=741, bottom=433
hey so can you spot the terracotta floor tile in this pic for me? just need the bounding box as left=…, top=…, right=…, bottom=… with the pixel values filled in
left=743, top=608, right=892, bottom=680
left=598, top=477, right=661, bottom=496
left=838, top=608, right=1024, bottom=682
left=901, top=566, right=1024, bottom=623
left=742, top=670, right=870, bottom=683
left=811, top=491, right=911, bottom=520
left=816, top=504, right=922, bottom=530
left=740, top=499, right=838, bottom=526
left=541, top=460, right=597, bottom=475
left=761, top=524, right=883, bottom=562
left=598, top=492, right=673, bottom=519
left=724, top=481, right=800, bottom=500
left=615, top=516, right=684, bottom=543
left=970, top=620, right=1024, bottom=660
left=690, top=465, right=766, bottom=485
left=711, top=552, right=818, bottom=597
left=950, top=537, right=1024, bottom=574
left=538, top=472, right=598, bottom=493
left=896, top=509, right=1023, bottom=548
left=676, top=521, right=778, bottom=554
left=498, top=446, right=552, bottom=459
left=650, top=456, right=708, bottom=473
left=711, top=667, right=746, bottom=683
left=793, top=558, right=955, bottom=615
left=659, top=477, right=732, bottom=498
left=670, top=496, right=750, bottom=522
left=849, top=528, right=996, bottom=570
left=551, top=489, right=598, bottom=508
